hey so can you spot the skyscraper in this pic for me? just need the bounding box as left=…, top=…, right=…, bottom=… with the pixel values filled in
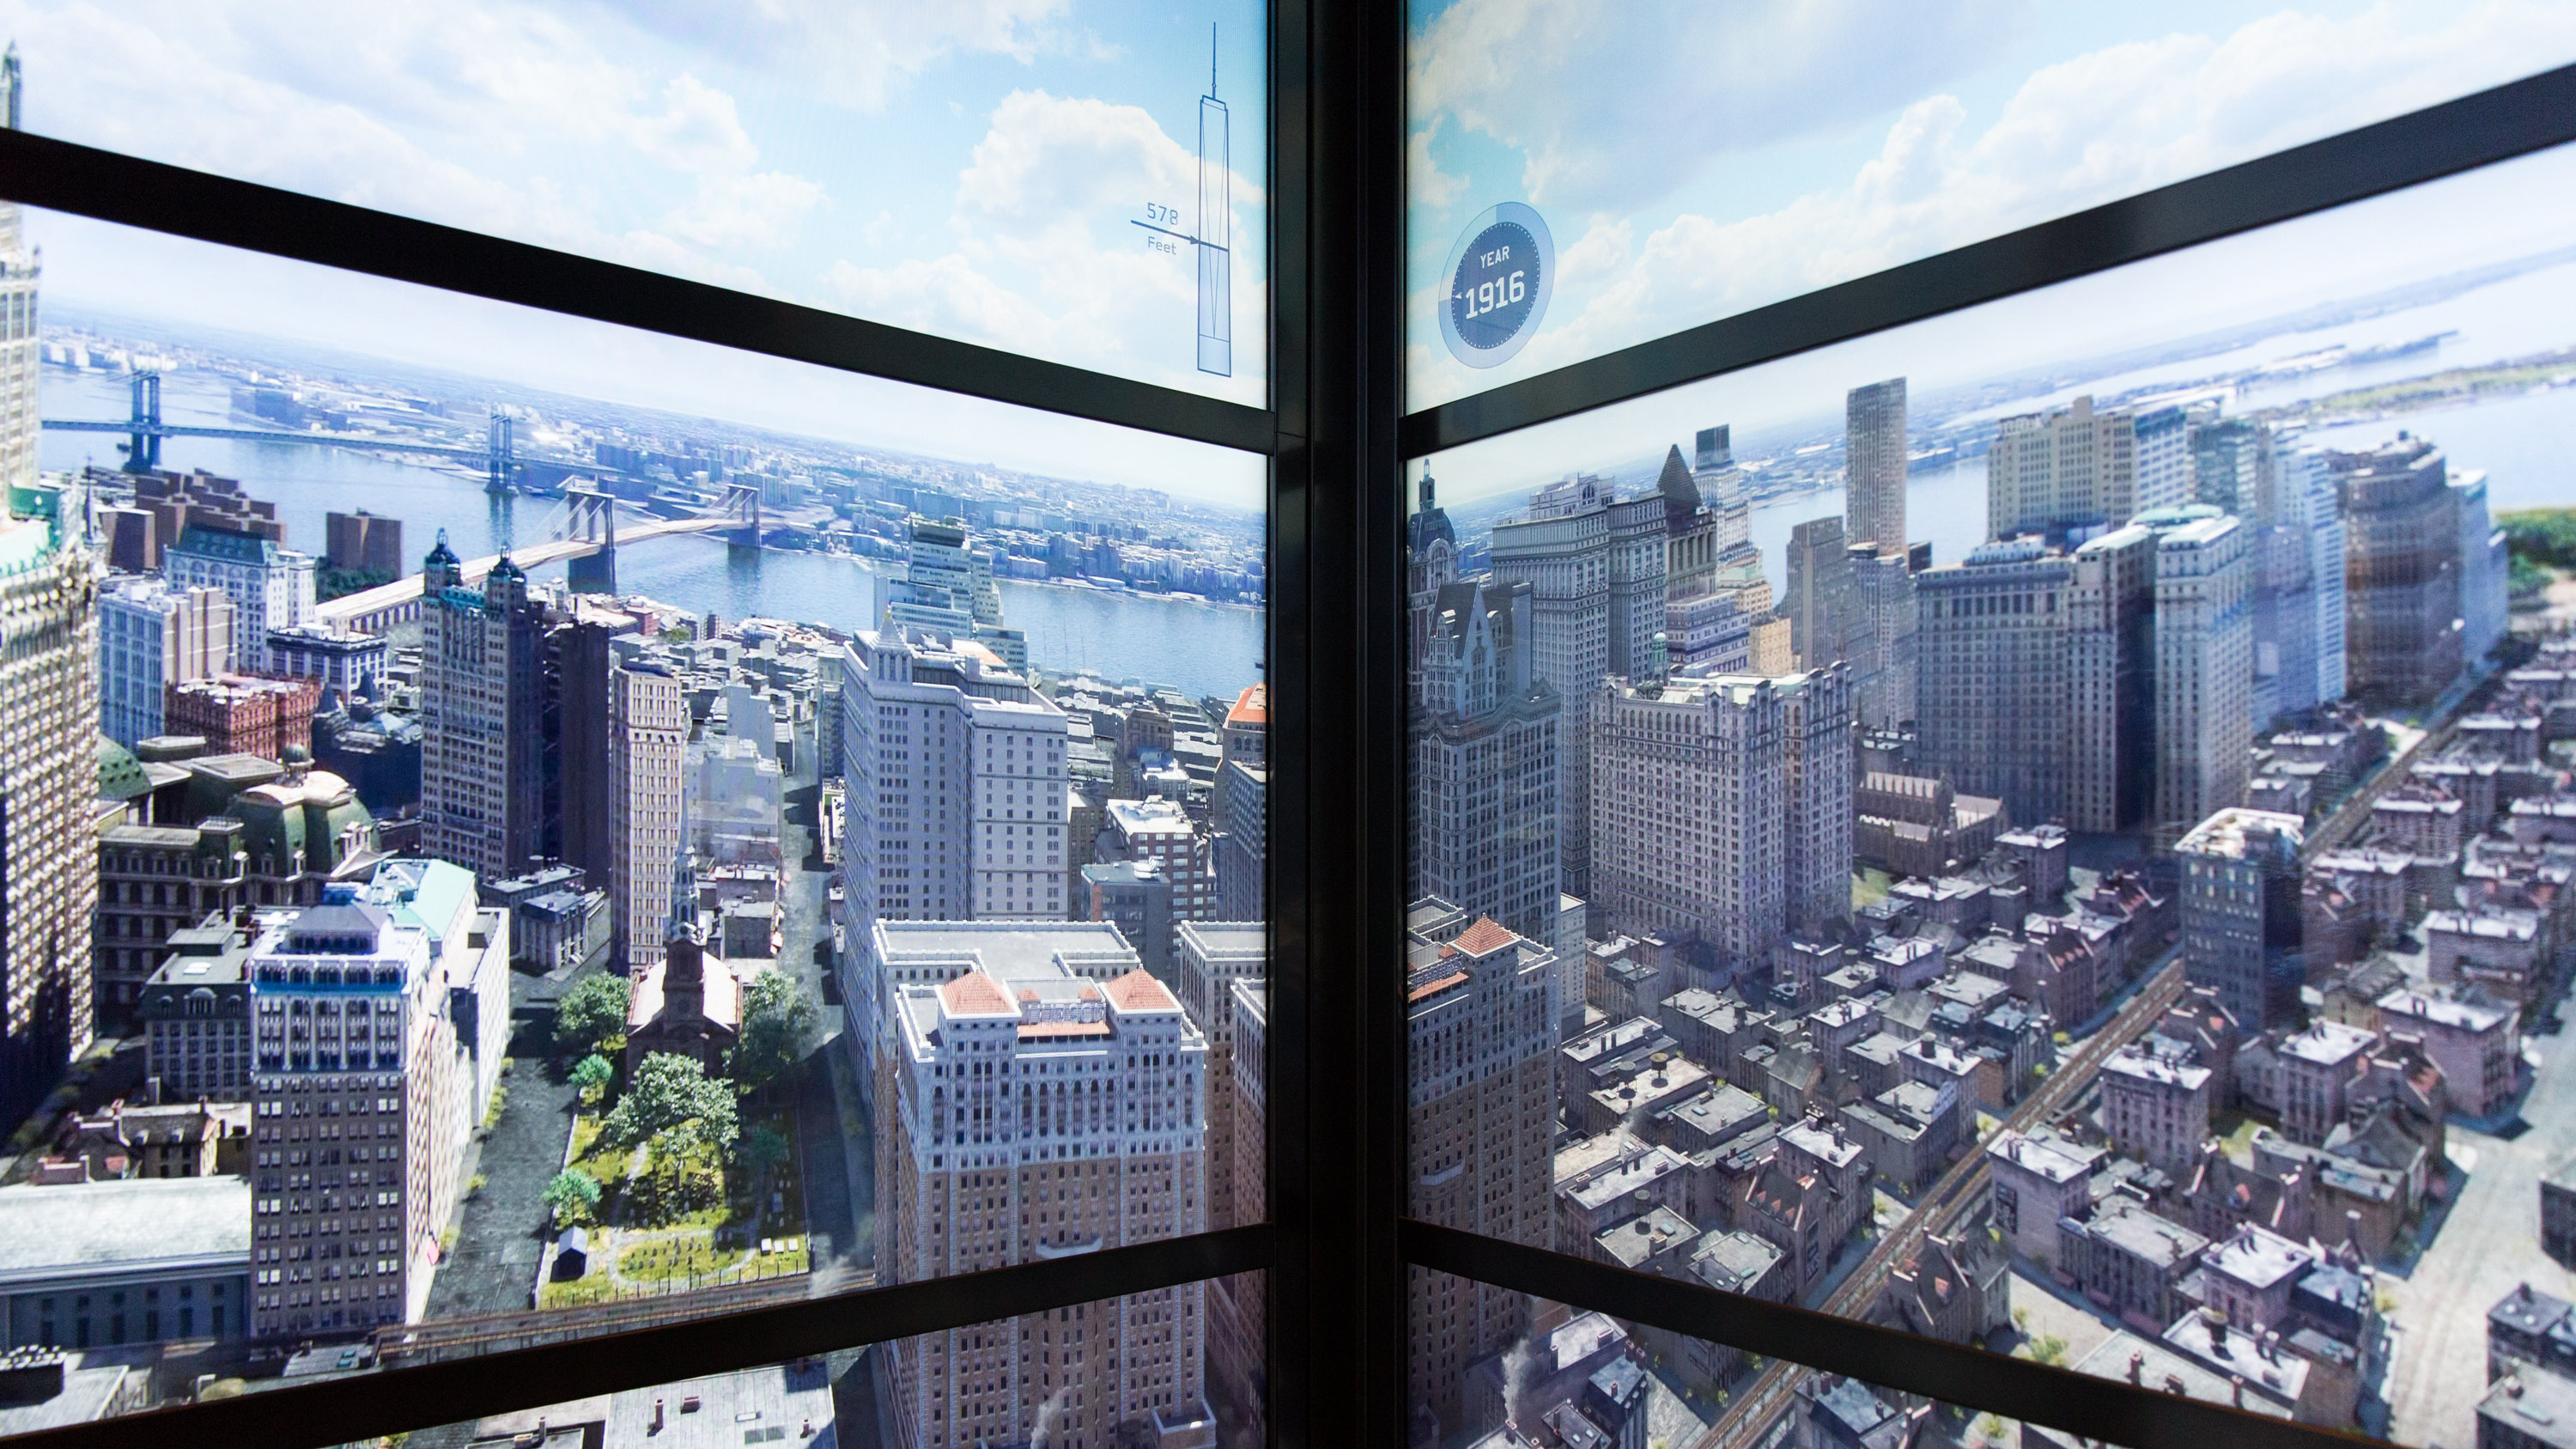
left=419, top=539, right=551, bottom=882
left=2334, top=436, right=2462, bottom=708
left=2455, top=466, right=2509, bottom=667
left=1406, top=906, right=1557, bottom=1433
left=1915, top=540, right=2077, bottom=828
left=874, top=923, right=1212, bottom=1449
left=607, top=648, right=684, bottom=973
left=1986, top=395, right=2138, bottom=543
left=1489, top=473, right=1673, bottom=897
left=553, top=606, right=629, bottom=890
left=1587, top=665, right=1851, bottom=969
left=1783, top=515, right=1856, bottom=673
left=2287, top=441, right=2349, bottom=710
left=1844, top=377, right=1908, bottom=554
left=2067, top=525, right=2157, bottom=833
left=836, top=627, right=1072, bottom=1069
left=161, top=525, right=318, bottom=669
left=0, top=88, right=98, bottom=1127
left=2176, top=808, right=2306, bottom=1031
left=246, top=861, right=494, bottom=1338
left=2132, top=405, right=2197, bottom=514
left=96, top=576, right=234, bottom=747
left=2144, top=508, right=2255, bottom=843
left=0, top=489, right=97, bottom=1129
left=1411, top=576, right=1563, bottom=943
left=1850, top=545, right=1918, bottom=728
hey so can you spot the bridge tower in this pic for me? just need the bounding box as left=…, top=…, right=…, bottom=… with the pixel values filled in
left=563, top=484, right=619, bottom=595
left=721, top=479, right=763, bottom=555
left=123, top=371, right=161, bottom=473
left=486, top=411, right=517, bottom=495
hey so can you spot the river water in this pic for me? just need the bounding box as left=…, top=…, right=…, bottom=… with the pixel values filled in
left=39, top=365, right=1267, bottom=702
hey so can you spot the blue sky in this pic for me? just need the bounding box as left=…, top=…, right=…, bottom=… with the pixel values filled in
left=0, top=0, right=1267, bottom=403
left=1406, top=0, right=2576, bottom=410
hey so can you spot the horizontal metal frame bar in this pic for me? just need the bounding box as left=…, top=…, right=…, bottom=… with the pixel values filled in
left=11, top=1224, right=1271, bottom=1449
left=0, top=127, right=1275, bottom=456
left=1400, top=1221, right=2382, bottom=1449
left=1398, top=59, right=2576, bottom=458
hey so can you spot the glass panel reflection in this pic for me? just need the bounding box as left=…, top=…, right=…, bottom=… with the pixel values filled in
left=0, top=6, right=1270, bottom=403
left=1406, top=141, right=2576, bottom=1448
left=394, top=1279, right=1261, bottom=1449
left=0, top=161, right=1265, bottom=1430
left=1405, top=0, right=2576, bottom=411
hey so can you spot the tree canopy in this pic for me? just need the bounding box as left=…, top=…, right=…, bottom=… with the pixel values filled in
left=604, top=1051, right=739, bottom=1156
left=732, top=971, right=817, bottom=1090
left=555, top=976, right=631, bottom=1054
left=544, top=1168, right=602, bottom=1225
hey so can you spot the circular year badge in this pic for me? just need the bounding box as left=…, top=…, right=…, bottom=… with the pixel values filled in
left=1439, top=202, right=1554, bottom=369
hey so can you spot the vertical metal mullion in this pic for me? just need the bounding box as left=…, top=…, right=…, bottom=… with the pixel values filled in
left=1267, top=0, right=1409, bottom=1445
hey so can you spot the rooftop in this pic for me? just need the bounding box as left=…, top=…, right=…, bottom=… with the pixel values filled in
left=2205, top=1223, right=2313, bottom=1291
left=0, top=1178, right=252, bottom=1283
left=2379, top=987, right=2517, bottom=1032
left=2481, top=1367, right=2576, bottom=1449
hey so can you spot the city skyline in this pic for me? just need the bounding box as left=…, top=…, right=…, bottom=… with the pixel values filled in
left=1417, top=139, right=2576, bottom=511
left=23, top=206, right=1268, bottom=511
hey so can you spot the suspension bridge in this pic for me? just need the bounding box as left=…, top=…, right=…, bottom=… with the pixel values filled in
left=315, top=481, right=769, bottom=634
left=46, top=372, right=584, bottom=491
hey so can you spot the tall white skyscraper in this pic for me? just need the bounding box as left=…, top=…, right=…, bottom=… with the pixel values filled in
left=874, top=923, right=1211, bottom=1449
left=2292, top=444, right=2349, bottom=707
left=161, top=526, right=317, bottom=668
left=2455, top=467, right=2509, bottom=667
left=1587, top=664, right=1850, bottom=971
left=836, top=627, right=1070, bottom=1071
left=2142, top=507, right=2255, bottom=843
left=97, top=576, right=234, bottom=746
left=2133, top=405, right=2197, bottom=514
left=1844, top=377, right=1908, bottom=554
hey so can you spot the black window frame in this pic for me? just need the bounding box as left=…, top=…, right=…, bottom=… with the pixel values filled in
left=0, top=9, right=2566, bottom=1449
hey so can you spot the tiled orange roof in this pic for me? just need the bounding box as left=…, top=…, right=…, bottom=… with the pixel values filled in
left=1408, top=971, right=1470, bottom=1002
left=1450, top=916, right=1519, bottom=958
left=1226, top=684, right=1268, bottom=727
left=1103, top=968, right=1179, bottom=1012
left=939, top=971, right=1016, bottom=1016
left=1018, top=1020, right=1114, bottom=1038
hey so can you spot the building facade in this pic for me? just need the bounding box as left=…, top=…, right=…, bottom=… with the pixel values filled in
left=1411, top=576, right=1563, bottom=943
left=1987, top=396, right=2137, bottom=542
left=97, top=577, right=234, bottom=747
left=876, top=925, right=1212, bottom=1449
left=161, top=526, right=316, bottom=670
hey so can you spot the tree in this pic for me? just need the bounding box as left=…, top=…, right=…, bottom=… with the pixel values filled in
left=732, top=971, right=817, bottom=1091
left=604, top=1052, right=739, bottom=1156
left=742, top=1123, right=792, bottom=1176
left=556, top=976, right=632, bottom=1055
left=570, top=1054, right=615, bottom=1104
left=544, top=1168, right=603, bottom=1225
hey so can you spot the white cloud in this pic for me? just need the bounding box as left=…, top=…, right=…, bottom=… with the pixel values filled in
left=1409, top=115, right=1467, bottom=212
left=589, top=0, right=1071, bottom=113
left=1408, top=0, right=2033, bottom=214
left=0, top=0, right=828, bottom=283
left=829, top=88, right=1267, bottom=397
left=1415, top=0, right=2576, bottom=406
